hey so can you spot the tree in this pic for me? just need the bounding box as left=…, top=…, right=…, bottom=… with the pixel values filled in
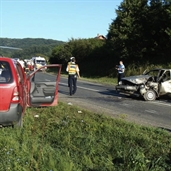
left=49, top=38, right=110, bottom=76
left=107, top=0, right=171, bottom=65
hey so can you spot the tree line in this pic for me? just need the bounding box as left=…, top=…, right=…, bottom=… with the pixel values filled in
left=0, top=38, right=64, bottom=60
left=49, top=0, right=171, bottom=77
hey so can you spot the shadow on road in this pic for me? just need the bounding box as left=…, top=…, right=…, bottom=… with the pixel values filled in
left=98, top=88, right=171, bottom=102
left=98, top=88, right=144, bottom=101
left=58, top=90, right=69, bottom=95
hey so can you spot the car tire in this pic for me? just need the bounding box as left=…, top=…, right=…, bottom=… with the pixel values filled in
left=143, top=90, right=156, bottom=101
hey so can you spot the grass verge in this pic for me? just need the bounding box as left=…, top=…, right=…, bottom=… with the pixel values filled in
left=61, top=73, right=118, bottom=85
left=0, top=102, right=170, bottom=171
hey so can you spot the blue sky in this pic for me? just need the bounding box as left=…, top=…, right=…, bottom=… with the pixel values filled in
left=0, top=0, right=122, bottom=42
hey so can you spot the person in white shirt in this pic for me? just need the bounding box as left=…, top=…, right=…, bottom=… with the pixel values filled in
left=116, top=61, right=125, bottom=84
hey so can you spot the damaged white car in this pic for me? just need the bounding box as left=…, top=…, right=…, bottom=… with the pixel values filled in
left=115, top=69, right=171, bottom=101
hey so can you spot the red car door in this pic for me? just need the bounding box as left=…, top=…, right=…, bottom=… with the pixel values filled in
left=15, top=63, right=27, bottom=113
left=26, top=64, right=62, bottom=107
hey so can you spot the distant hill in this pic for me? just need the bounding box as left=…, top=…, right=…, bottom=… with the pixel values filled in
left=0, top=38, right=65, bottom=48
left=0, top=38, right=65, bottom=59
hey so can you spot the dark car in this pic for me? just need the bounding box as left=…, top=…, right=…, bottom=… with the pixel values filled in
left=0, top=57, right=62, bottom=127
left=116, top=69, right=171, bottom=101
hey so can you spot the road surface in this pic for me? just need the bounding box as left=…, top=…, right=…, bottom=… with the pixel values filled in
left=58, top=77, right=171, bottom=131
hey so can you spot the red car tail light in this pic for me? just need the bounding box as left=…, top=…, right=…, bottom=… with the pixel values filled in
left=11, top=86, right=20, bottom=103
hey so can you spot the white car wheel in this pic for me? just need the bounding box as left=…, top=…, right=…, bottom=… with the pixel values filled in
left=143, top=90, right=156, bottom=101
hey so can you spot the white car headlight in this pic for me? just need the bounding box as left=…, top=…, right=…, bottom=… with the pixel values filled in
left=118, top=81, right=122, bottom=85
left=140, top=84, right=145, bottom=88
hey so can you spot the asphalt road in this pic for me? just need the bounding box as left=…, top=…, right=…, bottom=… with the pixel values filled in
left=57, top=76, right=171, bottom=131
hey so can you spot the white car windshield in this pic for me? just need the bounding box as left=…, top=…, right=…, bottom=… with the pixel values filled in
left=36, top=60, right=46, bottom=65
left=144, top=69, right=160, bottom=77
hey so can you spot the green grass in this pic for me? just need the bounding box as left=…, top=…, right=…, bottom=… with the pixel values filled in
left=61, top=73, right=118, bottom=85
left=124, top=63, right=171, bottom=78
left=0, top=102, right=170, bottom=171
left=80, top=76, right=117, bottom=85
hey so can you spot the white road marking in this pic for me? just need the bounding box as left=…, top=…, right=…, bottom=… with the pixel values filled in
left=121, top=103, right=130, bottom=106
left=59, top=82, right=100, bottom=92
left=78, top=80, right=103, bottom=86
left=59, top=82, right=67, bottom=86
left=145, top=110, right=158, bottom=114
left=148, top=101, right=171, bottom=107
left=77, top=85, right=100, bottom=92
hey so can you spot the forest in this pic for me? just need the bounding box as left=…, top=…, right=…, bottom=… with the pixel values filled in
left=0, top=38, right=64, bottom=60
left=0, top=0, right=171, bottom=78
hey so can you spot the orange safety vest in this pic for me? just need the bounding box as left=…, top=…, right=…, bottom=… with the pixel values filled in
left=68, top=63, right=78, bottom=75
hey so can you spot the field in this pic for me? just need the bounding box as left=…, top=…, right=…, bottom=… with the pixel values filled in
left=0, top=102, right=171, bottom=171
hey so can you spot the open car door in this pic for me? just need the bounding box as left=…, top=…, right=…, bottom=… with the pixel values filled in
left=26, top=64, right=62, bottom=107
left=158, top=70, right=171, bottom=95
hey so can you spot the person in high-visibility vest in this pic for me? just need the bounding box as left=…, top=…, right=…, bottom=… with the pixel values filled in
left=66, top=57, right=80, bottom=96
left=67, top=57, right=74, bottom=87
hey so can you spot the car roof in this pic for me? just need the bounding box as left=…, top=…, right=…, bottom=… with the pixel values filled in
left=0, top=57, right=18, bottom=67
left=146, top=68, right=171, bottom=73
left=0, top=57, right=13, bottom=61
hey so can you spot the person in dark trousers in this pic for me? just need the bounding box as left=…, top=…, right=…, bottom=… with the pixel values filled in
left=66, top=57, right=80, bottom=96
left=67, top=57, right=74, bottom=87
left=116, top=61, right=125, bottom=84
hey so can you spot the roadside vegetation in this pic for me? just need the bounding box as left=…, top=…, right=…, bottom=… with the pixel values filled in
left=0, top=102, right=170, bottom=171
left=0, top=38, right=64, bottom=59
left=61, top=73, right=118, bottom=85
left=61, top=62, right=171, bottom=86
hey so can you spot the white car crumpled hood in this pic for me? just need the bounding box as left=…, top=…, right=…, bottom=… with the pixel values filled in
left=122, top=75, right=151, bottom=84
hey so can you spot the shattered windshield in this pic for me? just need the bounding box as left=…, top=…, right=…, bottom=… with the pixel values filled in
left=144, top=69, right=171, bottom=82
left=144, top=69, right=160, bottom=77
left=36, top=60, right=46, bottom=65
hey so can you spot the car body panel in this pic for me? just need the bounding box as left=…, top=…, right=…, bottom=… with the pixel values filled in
left=121, top=75, right=151, bottom=84
left=0, top=83, right=15, bottom=111
left=159, top=81, right=171, bottom=95
left=0, top=104, right=22, bottom=125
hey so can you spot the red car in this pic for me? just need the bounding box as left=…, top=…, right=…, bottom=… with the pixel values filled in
left=0, top=57, right=62, bottom=127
